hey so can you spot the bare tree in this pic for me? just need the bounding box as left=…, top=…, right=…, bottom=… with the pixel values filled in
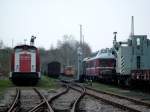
left=0, top=40, right=4, bottom=49
left=39, top=34, right=92, bottom=74
left=0, top=47, right=12, bottom=76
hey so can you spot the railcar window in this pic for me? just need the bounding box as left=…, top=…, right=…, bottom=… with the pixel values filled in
left=15, top=49, right=22, bottom=52
left=15, top=49, right=36, bottom=53
left=29, top=49, right=36, bottom=53
left=99, top=59, right=113, bottom=67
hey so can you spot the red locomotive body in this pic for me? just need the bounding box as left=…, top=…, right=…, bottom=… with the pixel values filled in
left=10, top=45, right=40, bottom=85
left=84, top=48, right=116, bottom=81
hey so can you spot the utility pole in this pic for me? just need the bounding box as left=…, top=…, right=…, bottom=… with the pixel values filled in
left=130, top=16, right=134, bottom=37
left=77, top=47, right=82, bottom=80
left=80, top=24, right=82, bottom=45
left=77, top=24, right=83, bottom=80
left=82, top=35, right=85, bottom=58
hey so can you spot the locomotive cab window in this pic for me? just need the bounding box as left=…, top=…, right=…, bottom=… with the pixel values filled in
left=99, top=59, right=111, bottom=67
left=15, top=49, right=22, bottom=52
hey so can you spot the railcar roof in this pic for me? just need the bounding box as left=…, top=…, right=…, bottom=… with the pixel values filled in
left=84, top=49, right=115, bottom=62
left=14, top=44, right=37, bottom=49
left=95, top=53, right=115, bottom=59
left=95, top=48, right=115, bottom=59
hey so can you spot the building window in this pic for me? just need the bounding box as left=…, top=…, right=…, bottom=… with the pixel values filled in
left=137, top=56, right=140, bottom=69
left=137, top=38, right=140, bottom=46
left=136, top=38, right=140, bottom=49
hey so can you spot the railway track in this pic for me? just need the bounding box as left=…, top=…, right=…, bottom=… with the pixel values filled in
left=50, top=85, right=81, bottom=112
left=70, top=84, right=86, bottom=112
left=79, top=95, right=128, bottom=112
left=73, top=83, right=150, bottom=112
left=29, top=88, right=53, bottom=112
left=20, top=88, right=46, bottom=112
left=60, top=80, right=130, bottom=111
left=6, top=88, right=52, bottom=112
left=70, top=83, right=126, bottom=112
left=28, top=83, right=85, bottom=112
left=5, top=82, right=150, bottom=112
left=28, top=85, right=69, bottom=112
left=7, top=88, right=21, bottom=112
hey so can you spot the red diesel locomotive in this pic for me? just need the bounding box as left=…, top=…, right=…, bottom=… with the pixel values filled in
left=10, top=44, right=41, bottom=85
left=82, top=48, right=116, bottom=82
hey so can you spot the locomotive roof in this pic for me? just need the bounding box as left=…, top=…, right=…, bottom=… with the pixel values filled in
left=95, top=52, right=115, bottom=59
left=14, top=44, right=37, bottom=49
left=85, top=48, right=115, bottom=61
left=95, top=48, right=115, bottom=59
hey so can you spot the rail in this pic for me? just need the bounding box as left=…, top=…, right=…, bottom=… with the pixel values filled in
left=86, top=86, right=150, bottom=107
left=28, top=85, right=69, bottom=112
left=7, top=88, right=20, bottom=112
left=32, top=88, right=53, bottom=112
left=73, top=83, right=149, bottom=112
left=70, top=85, right=86, bottom=112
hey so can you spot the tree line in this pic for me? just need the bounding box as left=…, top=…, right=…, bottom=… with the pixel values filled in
left=39, top=35, right=92, bottom=74
left=0, top=35, right=92, bottom=76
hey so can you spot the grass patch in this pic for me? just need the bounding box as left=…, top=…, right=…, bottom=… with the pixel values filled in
left=0, top=79, right=13, bottom=95
left=91, top=82, right=123, bottom=94
left=37, top=75, right=59, bottom=89
left=0, top=76, right=59, bottom=97
left=87, top=82, right=150, bottom=102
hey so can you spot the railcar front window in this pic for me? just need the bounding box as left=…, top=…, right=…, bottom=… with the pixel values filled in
left=15, top=49, right=22, bottom=52
left=99, top=59, right=114, bottom=67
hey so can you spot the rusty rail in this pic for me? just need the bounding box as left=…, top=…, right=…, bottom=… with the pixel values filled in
left=70, top=84, right=86, bottom=112
left=73, top=83, right=147, bottom=112
left=28, top=85, right=69, bottom=112
left=7, top=88, right=20, bottom=112
left=33, top=88, right=53, bottom=112
left=27, top=88, right=53, bottom=112
left=86, top=86, right=150, bottom=107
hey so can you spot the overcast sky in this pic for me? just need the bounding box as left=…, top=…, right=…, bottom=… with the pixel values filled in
left=0, top=0, right=150, bottom=51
